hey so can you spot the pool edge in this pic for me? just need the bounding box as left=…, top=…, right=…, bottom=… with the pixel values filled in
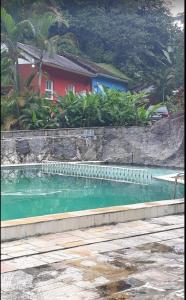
left=1, top=199, right=184, bottom=241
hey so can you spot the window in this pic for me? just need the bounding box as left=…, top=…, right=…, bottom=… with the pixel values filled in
left=45, top=80, right=53, bottom=100
left=67, top=84, right=75, bottom=94
left=79, top=90, right=87, bottom=96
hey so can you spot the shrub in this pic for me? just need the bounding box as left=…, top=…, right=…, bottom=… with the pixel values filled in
left=55, top=88, right=150, bottom=127
left=1, top=88, right=154, bottom=130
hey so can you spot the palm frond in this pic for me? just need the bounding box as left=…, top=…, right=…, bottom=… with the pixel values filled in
left=13, top=20, right=36, bottom=40
left=24, top=72, right=36, bottom=88
left=1, top=8, right=16, bottom=36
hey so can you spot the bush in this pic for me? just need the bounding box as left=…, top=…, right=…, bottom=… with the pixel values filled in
left=1, top=92, right=59, bottom=130
left=165, top=88, right=184, bottom=115
left=1, top=88, right=155, bottom=130
left=18, top=92, right=60, bottom=130
left=55, top=88, right=151, bottom=128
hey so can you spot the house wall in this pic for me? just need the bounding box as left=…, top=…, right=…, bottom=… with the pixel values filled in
left=41, top=66, right=92, bottom=98
left=18, top=64, right=39, bottom=93
left=19, top=64, right=92, bottom=98
left=92, top=76, right=127, bottom=93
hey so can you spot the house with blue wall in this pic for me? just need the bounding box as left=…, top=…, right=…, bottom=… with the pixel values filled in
left=90, top=63, right=128, bottom=93
left=92, top=74, right=127, bottom=93
left=63, top=54, right=128, bottom=93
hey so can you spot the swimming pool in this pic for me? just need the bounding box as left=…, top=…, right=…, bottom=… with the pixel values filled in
left=1, top=164, right=184, bottom=221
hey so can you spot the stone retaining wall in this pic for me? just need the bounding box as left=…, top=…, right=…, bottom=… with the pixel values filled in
left=1, top=115, right=184, bottom=168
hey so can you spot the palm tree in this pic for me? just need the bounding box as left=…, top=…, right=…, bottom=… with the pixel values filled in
left=1, top=8, right=35, bottom=94
left=1, top=47, right=14, bottom=88
left=154, top=47, right=176, bottom=102
left=29, top=2, right=69, bottom=95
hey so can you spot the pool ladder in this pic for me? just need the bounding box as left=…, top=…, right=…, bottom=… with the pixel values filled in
left=173, top=172, right=184, bottom=199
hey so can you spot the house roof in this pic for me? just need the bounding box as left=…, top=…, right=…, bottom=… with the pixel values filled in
left=96, top=63, right=130, bottom=82
left=17, top=43, right=128, bottom=83
left=17, top=43, right=94, bottom=78
left=62, top=53, right=129, bottom=83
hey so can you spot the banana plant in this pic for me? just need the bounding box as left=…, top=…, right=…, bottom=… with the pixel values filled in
left=136, top=103, right=163, bottom=125
left=81, top=92, right=103, bottom=127
left=18, top=93, right=59, bottom=129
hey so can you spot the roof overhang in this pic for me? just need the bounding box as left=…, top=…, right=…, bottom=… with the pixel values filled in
left=18, top=49, right=38, bottom=63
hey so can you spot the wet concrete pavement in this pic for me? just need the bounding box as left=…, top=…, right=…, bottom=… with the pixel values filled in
left=1, top=214, right=184, bottom=299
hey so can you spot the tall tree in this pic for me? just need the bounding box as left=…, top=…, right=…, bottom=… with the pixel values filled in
left=1, top=8, right=35, bottom=94
left=59, top=0, right=182, bottom=100
left=28, top=2, right=69, bottom=94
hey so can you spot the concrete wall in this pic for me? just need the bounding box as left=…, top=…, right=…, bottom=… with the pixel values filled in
left=1, top=115, right=184, bottom=168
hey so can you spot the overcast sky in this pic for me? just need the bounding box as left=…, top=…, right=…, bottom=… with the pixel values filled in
left=165, top=0, right=184, bottom=16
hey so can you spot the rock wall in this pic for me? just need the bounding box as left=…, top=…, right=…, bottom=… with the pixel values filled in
left=1, top=115, right=184, bottom=168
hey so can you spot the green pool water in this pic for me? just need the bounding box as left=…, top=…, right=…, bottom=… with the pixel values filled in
left=1, top=166, right=184, bottom=221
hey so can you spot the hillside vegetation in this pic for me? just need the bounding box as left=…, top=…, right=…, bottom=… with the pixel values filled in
left=1, top=0, right=184, bottom=130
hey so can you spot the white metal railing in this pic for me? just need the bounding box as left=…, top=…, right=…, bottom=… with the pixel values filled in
left=41, top=161, right=152, bottom=185
left=173, top=172, right=184, bottom=198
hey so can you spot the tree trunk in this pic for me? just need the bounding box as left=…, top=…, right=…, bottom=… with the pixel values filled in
left=162, top=85, right=165, bottom=103
left=38, top=52, right=43, bottom=96
left=15, top=57, right=20, bottom=95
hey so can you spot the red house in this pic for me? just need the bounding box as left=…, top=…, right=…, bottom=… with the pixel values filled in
left=17, top=43, right=94, bottom=100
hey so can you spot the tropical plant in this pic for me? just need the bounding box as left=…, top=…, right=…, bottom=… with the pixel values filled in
left=1, top=89, right=60, bottom=130
left=80, top=92, right=103, bottom=127
left=100, top=88, right=148, bottom=126
left=2, top=1, right=184, bottom=103
left=136, top=103, right=163, bottom=125
left=1, top=91, right=20, bottom=130
left=165, top=88, right=184, bottom=115
left=2, top=87, right=158, bottom=130
left=18, top=92, right=59, bottom=129
left=1, top=8, right=35, bottom=94
left=54, top=89, right=152, bottom=128
left=56, top=92, right=84, bottom=127
left=29, top=4, right=69, bottom=94
left=1, top=48, right=14, bottom=87
left=155, top=47, right=176, bottom=102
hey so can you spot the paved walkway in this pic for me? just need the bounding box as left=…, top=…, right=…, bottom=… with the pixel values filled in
left=1, top=214, right=184, bottom=299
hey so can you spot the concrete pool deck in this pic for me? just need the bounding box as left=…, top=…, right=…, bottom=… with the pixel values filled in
left=1, top=214, right=184, bottom=299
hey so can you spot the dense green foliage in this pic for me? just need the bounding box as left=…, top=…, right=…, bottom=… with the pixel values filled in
left=1, top=88, right=161, bottom=130
left=2, top=0, right=184, bottom=101
left=1, top=7, right=36, bottom=93
left=1, top=48, right=14, bottom=87
left=59, top=0, right=184, bottom=98
left=1, top=1, right=184, bottom=131
left=165, top=87, right=184, bottom=114
left=1, top=91, right=59, bottom=130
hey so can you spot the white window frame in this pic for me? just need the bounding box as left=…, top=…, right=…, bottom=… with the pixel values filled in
left=79, top=90, right=87, bottom=96
left=67, top=84, right=75, bottom=94
left=45, top=80, right=53, bottom=100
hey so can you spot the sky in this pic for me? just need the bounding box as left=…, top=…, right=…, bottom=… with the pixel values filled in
left=165, top=0, right=184, bottom=16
